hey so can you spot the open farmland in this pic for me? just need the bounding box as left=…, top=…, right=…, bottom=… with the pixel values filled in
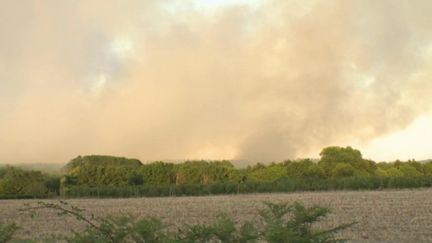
left=1, top=189, right=432, bottom=242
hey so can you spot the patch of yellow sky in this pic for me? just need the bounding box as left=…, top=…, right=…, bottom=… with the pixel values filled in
left=360, top=115, right=432, bottom=161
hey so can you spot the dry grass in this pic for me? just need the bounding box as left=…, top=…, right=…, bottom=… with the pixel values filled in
left=1, top=188, right=432, bottom=242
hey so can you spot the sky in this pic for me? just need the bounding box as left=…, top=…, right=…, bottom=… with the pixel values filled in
left=1, top=0, right=432, bottom=164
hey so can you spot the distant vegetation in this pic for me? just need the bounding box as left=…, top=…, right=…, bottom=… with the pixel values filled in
left=1, top=146, right=432, bottom=198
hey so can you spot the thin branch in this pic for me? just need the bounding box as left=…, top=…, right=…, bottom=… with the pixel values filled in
left=20, top=201, right=115, bottom=242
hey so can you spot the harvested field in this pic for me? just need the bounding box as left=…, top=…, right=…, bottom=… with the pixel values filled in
left=1, top=188, right=432, bottom=242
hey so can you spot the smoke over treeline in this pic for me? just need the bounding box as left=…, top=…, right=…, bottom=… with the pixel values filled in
left=1, top=0, right=432, bottom=163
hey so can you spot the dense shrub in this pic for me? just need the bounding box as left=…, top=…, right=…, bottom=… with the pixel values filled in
left=249, top=164, right=288, bottom=182
left=332, top=163, right=355, bottom=178
left=4, top=147, right=432, bottom=199
left=59, top=176, right=432, bottom=198
left=259, top=202, right=354, bottom=243
left=45, top=176, right=61, bottom=196
left=0, top=167, right=49, bottom=198
left=127, top=174, right=144, bottom=186
left=399, top=164, right=422, bottom=177
left=0, top=222, right=18, bottom=243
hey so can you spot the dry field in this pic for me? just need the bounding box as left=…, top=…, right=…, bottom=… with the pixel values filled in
left=1, top=188, right=432, bottom=242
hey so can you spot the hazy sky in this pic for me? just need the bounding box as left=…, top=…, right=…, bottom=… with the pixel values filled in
left=1, top=0, right=432, bottom=164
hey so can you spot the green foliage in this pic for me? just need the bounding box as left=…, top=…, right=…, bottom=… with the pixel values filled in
left=0, top=222, right=18, bottom=243
left=331, top=164, right=355, bottom=178
left=284, top=159, right=312, bottom=178
left=63, top=155, right=142, bottom=187
left=375, top=167, right=388, bottom=177
left=127, top=174, right=144, bottom=186
left=423, top=162, right=432, bottom=176
left=66, top=155, right=142, bottom=171
left=179, top=215, right=261, bottom=243
left=132, top=217, right=169, bottom=242
left=318, top=146, right=376, bottom=177
left=3, top=148, right=432, bottom=199
left=0, top=167, right=8, bottom=179
left=0, top=167, right=48, bottom=198
left=21, top=201, right=354, bottom=243
left=385, top=168, right=404, bottom=177
left=139, top=162, right=175, bottom=185
left=399, top=164, right=422, bottom=177
left=175, top=161, right=207, bottom=185
left=175, top=160, right=236, bottom=185
left=45, top=176, right=61, bottom=195
left=407, top=160, right=423, bottom=173
left=60, top=175, right=432, bottom=198
left=249, top=164, right=288, bottom=182
left=57, top=150, right=432, bottom=197
left=260, top=202, right=354, bottom=242
left=61, top=175, right=78, bottom=189
left=320, top=147, right=362, bottom=164
left=69, top=216, right=134, bottom=243
left=303, top=163, right=326, bottom=179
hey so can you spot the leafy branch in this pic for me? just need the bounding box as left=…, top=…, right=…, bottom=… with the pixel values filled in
left=18, top=201, right=355, bottom=243
left=20, top=201, right=116, bottom=242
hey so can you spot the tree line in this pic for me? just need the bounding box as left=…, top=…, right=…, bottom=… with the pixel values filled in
left=1, top=146, right=432, bottom=198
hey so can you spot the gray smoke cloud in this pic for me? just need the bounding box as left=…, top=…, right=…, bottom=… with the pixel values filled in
left=1, top=0, right=432, bottom=163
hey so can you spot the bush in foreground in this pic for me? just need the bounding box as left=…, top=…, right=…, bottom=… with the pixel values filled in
left=16, top=201, right=354, bottom=243
left=0, top=222, right=18, bottom=243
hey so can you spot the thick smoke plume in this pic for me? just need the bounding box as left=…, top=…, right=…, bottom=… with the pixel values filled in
left=1, top=0, right=432, bottom=163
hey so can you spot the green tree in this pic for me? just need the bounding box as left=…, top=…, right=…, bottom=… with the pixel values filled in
left=0, top=167, right=48, bottom=197
left=332, top=163, right=355, bottom=177
left=423, top=162, right=432, bottom=176
left=386, top=167, right=403, bottom=177
left=319, top=146, right=373, bottom=176
left=175, top=160, right=237, bottom=185
left=375, top=167, right=389, bottom=177
left=249, top=164, right=288, bottom=182
left=285, top=159, right=313, bottom=178
left=175, top=161, right=210, bottom=185
left=139, top=162, right=175, bottom=185
left=399, top=164, right=422, bottom=177
left=303, top=164, right=326, bottom=178
left=63, top=155, right=142, bottom=187
left=127, top=174, right=144, bottom=186
left=45, top=176, right=61, bottom=195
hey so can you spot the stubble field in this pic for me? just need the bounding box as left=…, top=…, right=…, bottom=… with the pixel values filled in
left=1, top=188, right=432, bottom=242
